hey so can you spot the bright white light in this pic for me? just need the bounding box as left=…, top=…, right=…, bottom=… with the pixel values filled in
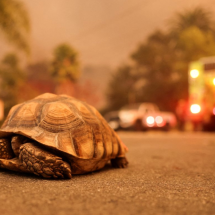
left=146, top=116, right=154, bottom=125
left=190, top=69, right=199, bottom=78
left=155, top=116, right=163, bottom=124
left=190, top=104, right=201, bottom=114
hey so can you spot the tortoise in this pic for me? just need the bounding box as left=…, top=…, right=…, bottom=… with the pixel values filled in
left=0, top=93, right=128, bottom=179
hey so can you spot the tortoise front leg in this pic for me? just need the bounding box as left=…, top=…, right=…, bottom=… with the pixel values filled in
left=19, top=143, right=72, bottom=179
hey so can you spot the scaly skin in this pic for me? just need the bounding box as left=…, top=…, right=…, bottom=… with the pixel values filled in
left=0, top=137, right=29, bottom=173
left=0, top=136, right=72, bottom=179
left=0, top=138, right=14, bottom=159
left=0, top=135, right=128, bottom=179
left=19, top=143, right=72, bottom=179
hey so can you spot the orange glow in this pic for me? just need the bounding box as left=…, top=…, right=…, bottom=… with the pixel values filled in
left=190, top=104, right=201, bottom=114
left=190, top=69, right=199, bottom=78
left=213, top=78, right=215, bottom=85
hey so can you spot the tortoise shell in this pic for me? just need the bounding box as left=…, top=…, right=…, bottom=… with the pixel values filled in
left=0, top=93, right=126, bottom=161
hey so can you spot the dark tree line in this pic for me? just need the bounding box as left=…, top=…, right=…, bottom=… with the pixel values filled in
left=106, top=7, right=215, bottom=112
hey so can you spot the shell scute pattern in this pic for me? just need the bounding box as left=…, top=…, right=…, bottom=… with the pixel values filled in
left=39, top=102, right=84, bottom=133
left=0, top=93, right=126, bottom=160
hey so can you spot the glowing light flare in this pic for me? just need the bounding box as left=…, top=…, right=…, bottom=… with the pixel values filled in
left=190, top=69, right=199, bottom=78
left=146, top=116, right=154, bottom=125
left=155, top=116, right=163, bottom=124
left=190, top=104, right=201, bottom=114
left=213, top=78, right=215, bottom=85
left=213, top=108, right=215, bottom=115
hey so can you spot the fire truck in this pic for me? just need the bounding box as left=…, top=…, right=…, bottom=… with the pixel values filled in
left=188, top=56, right=215, bottom=130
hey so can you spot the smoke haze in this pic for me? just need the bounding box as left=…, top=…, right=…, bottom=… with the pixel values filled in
left=1, top=0, right=215, bottom=67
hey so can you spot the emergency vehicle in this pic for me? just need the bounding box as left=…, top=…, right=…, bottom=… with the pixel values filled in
left=188, top=56, right=215, bottom=130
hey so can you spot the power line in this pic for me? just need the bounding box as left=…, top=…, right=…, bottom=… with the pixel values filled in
left=79, top=35, right=139, bottom=65
left=72, top=0, right=148, bottom=42
left=79, top=23, right=147, bottom=52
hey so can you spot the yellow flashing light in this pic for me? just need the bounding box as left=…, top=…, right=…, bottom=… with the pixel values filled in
left=190, top=69, right=199, bottom=78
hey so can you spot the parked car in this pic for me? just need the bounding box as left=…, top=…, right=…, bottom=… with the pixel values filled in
left=118, top=103, right=177, bottom=131
left=104, top=111, right=121, bottom=131
left=159, top=111, right=177, bottom=129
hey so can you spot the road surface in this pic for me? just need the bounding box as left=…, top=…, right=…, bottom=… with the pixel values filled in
left=0, top=131, right=215, bottom=215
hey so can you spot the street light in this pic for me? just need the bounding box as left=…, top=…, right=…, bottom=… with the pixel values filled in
left=190, top=69, right=199, bottom=78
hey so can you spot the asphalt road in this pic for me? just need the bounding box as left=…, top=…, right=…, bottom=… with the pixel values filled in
left=0, top=131, right=215, bottom=215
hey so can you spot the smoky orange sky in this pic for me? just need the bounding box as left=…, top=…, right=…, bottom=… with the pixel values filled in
left=2, top=0, right=215, bottom=68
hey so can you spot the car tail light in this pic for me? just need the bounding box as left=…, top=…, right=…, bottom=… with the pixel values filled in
left=190, top=104, right=201, bottom=114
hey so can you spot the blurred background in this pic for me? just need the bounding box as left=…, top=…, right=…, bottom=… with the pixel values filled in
left=0, top=0, right=215, bottom=131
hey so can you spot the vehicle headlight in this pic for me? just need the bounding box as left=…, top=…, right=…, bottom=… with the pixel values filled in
left=155, top=116, right=163, bottom=125
left=146, top=116, right=154, bottom=126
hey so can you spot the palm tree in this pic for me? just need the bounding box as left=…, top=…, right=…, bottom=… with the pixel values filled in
left=51, top=43, right=80, bottom=82
left=169, top=7, right=215, bottom=36
left=0, top=0, right=30, bottom=53
left=169, top=6, right=215, bottom=61
left=50, top=43, right=80, bottom=95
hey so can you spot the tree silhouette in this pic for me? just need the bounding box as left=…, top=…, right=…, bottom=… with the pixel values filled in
left=106, top=7, right=215, bottom=112
left=0, top=53, right=26, bottom=116
left=0, top=0, right=30, bottom=53
left=51, top=43, right=80, bottom=83
left=169, top=7, right=215, bottom=35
